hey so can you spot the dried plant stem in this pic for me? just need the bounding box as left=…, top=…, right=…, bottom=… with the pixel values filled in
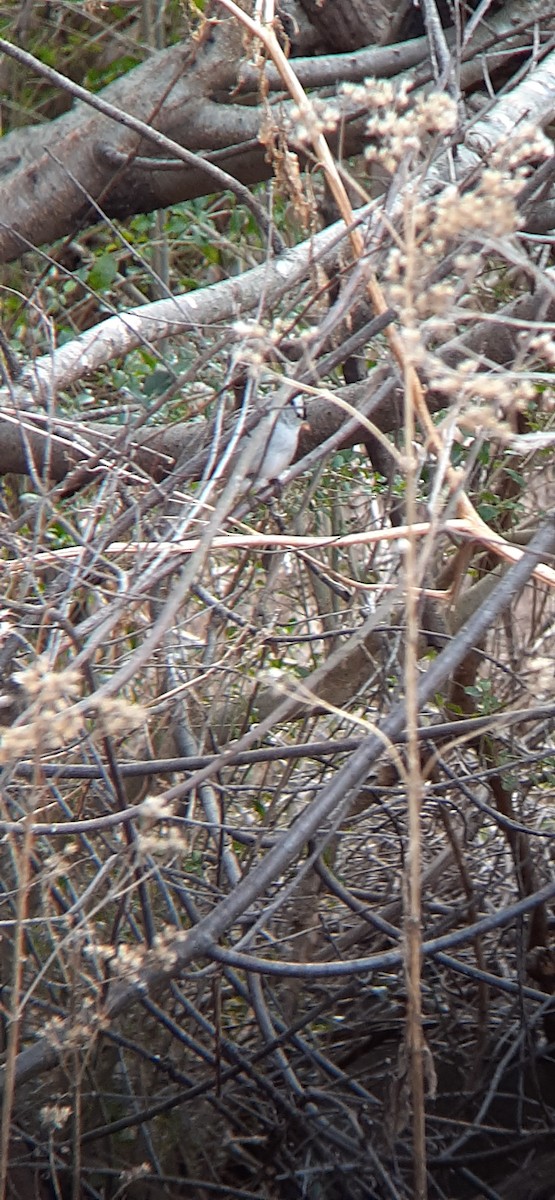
left=216, top=0, right=554, bottom=588
left=403, top=351, right=428, bottom=1197
left=7, top=521, right=555, bottom=587
left=0, top=825, right=33, bottom=1199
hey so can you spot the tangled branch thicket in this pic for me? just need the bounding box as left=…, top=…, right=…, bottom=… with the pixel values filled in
left=1, top=1, right=555, bottom=1197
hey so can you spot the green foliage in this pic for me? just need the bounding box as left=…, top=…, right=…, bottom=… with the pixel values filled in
left=464, top=678, right=501, bottom=715
left=86, top=252, right=119, bottom=293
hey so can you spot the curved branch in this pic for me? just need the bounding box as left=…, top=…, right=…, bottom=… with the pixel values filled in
left=0, top=21, right=283, bottom=261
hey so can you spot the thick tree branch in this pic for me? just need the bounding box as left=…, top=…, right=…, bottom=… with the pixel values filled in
left=4, top=207, right=361, bottom=408
left=1, top=0, right=552, bottom=261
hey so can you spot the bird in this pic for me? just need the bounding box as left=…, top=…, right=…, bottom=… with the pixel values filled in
left=246, top=394, right=308, bottom=489
left=175, top=392, right=309, bottom=492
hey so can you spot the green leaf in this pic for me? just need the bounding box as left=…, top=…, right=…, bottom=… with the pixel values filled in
left=504, top=467, right=525, bottom=486
left=87, top=254, right=118, bottom=292
left=142, top=368, right=174, bottom=398
left=477, top=501, right=497, bottom=522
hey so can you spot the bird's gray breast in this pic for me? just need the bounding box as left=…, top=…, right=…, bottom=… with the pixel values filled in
left=251, top=406, right=301, bottom=483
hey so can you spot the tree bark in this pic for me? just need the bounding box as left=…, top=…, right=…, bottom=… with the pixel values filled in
left=297, top=0, right=413, bottom=50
